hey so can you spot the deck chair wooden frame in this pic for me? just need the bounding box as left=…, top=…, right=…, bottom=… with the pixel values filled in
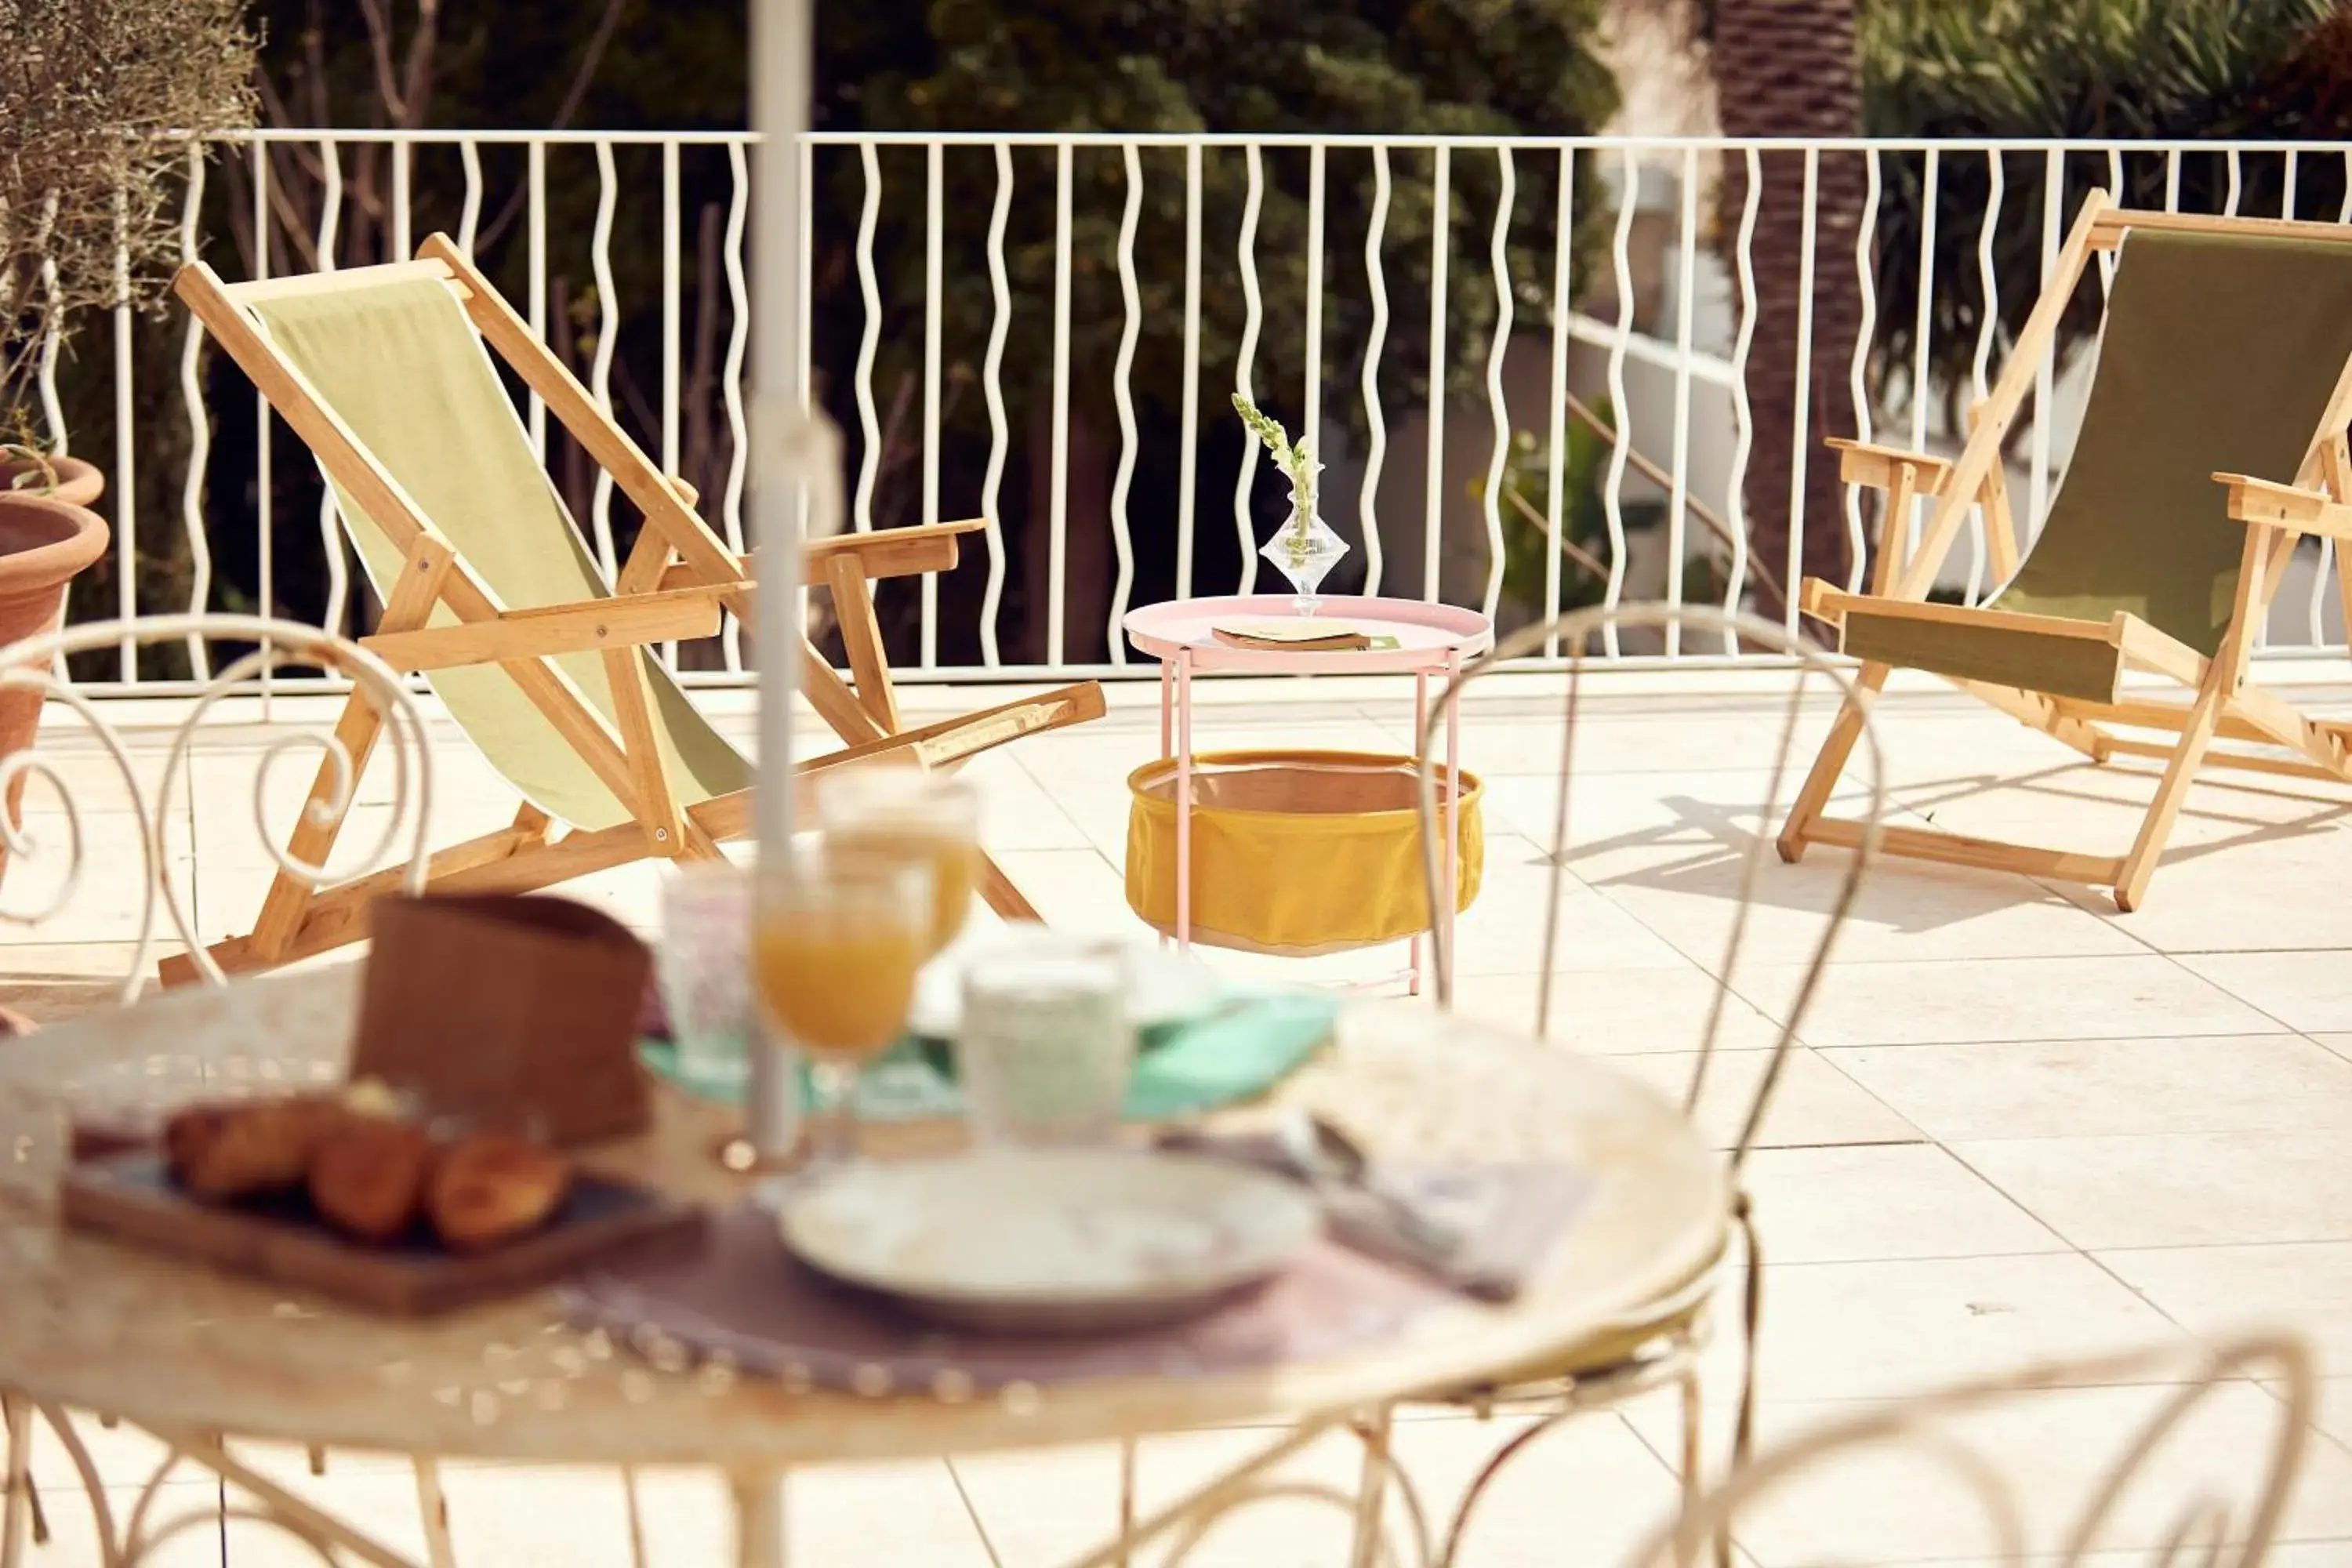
left=1780, top=192, right=2352, bottom=911
left=162, top=235, right=1102, bottom=982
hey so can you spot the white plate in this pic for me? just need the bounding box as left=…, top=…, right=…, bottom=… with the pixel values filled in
left=773, top=1149, right=1321, bottom=1334
left=909, top=930, right=1221, bottom=1042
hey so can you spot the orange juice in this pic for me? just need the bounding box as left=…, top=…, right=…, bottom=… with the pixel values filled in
left=754, top=913, right=925, bottom=1059
left=833, top=826, right=978, bottom=954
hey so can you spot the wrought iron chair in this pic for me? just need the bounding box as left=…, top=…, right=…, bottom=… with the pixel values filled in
left=1633, top=1334, right=2316, bottom=1567
left=0, top=615, right=451, bottom=1563
left=1395, top=601, right=1890, bottom=1566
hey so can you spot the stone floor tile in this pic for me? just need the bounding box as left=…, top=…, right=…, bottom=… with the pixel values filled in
left=1825, top=1034, right=2352, bottom=1141
left=2178, top=951, right=2352, bottom=1034
left=1956, top=1130, right=2352, bottom=1249
left=1446, top=962, right=1788, bottom=1054
left=1737, top=1145, right=2067, bottom=1264
left=2097, top=1242, right=2352, bottom=1370
left=2312, top=1377, right=2352, bottom=1452
left=1741, top=1254, right=2198, bottom=1405
left=1737, top=955, right=2281, bottom=1047
left=2045, top=815, right=2352, bottom=953
left=1606, top=1047, right=1922, bottom=1150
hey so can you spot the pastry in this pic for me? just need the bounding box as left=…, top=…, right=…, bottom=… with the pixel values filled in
left=163, top=1096, right=342, bottom=1201
left=338, top=1077, right=408, bottom=1120
left=426, top=1132, right=571, bottom=1253
left=308, top=1115, right=437, bottom=1243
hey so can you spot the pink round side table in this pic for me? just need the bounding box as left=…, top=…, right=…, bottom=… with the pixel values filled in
left=1120, top=594, right=1497, bottom=993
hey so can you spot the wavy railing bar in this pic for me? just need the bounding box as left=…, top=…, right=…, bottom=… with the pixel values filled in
left=920, top=143, right=945, bottom=670
left=1966, top=149, right=2003, bottom=608
left=1105, top=144, right=1145, bottom=669
left=177, top=145, right=214, bottom=677
left=976, top=143, right=1012, bottom=667
left=1422, top=146, right=1450, bottom=606
left=1842, top=147, right=1880, bottom=601
left=1479, top=147, right=1515, bottom=624
left=1176, top=145, right=1203, bottom=604
left=1666, top=143, right=1702, bottom=655
left=1358, top=145, right=1391, bottom=601
left=1597, top=147, right=1638, bottom=658
left=586, top=139, right=622, bottom=577
left=1541, top=146, right=1573, bottom=658
left=1233, top=145, right=1266, bottom=597
left=720, top=141, right=752, bottom=673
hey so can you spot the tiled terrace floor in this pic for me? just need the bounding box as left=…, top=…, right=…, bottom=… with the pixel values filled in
left=9, top=667, right=2352, bottom=1564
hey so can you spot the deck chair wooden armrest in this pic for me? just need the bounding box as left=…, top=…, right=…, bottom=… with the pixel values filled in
left=2214, top=471, right=2352, bottom=540
left=655, top=520, right=988, bottom=597
left=1826, top=437, right=1955, bottom=497
left=358, top=584, right=726, bottom=673
left=804, top=681, right=1109, bottom=778
left=807, top=518, right=985, bottom=579
left=1817, top=431, right=2020, bottom=605
left=653, top=517, right=999, bottom=740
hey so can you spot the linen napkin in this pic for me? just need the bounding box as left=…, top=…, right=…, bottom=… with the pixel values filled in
left=1152, top=1127, right=1591, bottom=1304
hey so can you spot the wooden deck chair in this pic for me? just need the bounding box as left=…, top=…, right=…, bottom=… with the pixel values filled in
left=1781, top=191, right=2352, bottom=911
left=161, top=236, right=1103, bottom=982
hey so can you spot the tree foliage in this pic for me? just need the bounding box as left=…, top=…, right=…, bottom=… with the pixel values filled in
left=831, top=0, right=1618, bottom=437
left=0, top=0, right=256, bottom=416
left=1859, top=0, right=2349, bottom=401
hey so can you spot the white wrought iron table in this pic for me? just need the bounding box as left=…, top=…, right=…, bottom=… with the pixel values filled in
left=0, top=963, right=1722, bottom=1567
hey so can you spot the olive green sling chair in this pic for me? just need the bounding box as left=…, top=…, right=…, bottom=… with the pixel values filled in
left=1782, top=192, right=2352, bottom=912
left=162, top=236, right=1104, bottom=982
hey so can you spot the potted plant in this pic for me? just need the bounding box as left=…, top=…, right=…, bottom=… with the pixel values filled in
left=0, top=0, right=255, bottom=879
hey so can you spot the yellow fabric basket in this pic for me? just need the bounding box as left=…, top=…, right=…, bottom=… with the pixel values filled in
left=1123, top=750, right=1483, bottom=956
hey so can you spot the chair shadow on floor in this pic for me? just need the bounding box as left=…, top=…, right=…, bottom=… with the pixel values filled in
left=1556, top=754, right=2352, bottom=938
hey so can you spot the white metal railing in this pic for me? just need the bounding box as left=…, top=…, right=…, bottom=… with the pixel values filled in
left=40, top=131, right=2352, bottom=692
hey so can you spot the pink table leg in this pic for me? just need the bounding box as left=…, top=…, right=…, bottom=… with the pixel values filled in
left=1157, top=659, right=1174, bottom=951
left=1410, top=670, right=1430, bottom=996
left=1441, top=648, right=1463, bottom=1000
left=1175, top=648, right=1194, bottom=953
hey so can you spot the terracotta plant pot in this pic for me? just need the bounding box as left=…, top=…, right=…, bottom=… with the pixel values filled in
left=0, top=454, right=103, bottom=510
left=0, top=490, right=109, bottom=883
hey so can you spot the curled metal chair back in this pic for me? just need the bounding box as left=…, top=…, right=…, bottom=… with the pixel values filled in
left=1416, top=602, right=1886, bottom=1176
left=0, top=614, right=432, bottom=1005
left=1632, top=1334, right=2318, bottom=1568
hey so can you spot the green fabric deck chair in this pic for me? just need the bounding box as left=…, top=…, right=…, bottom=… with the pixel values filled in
left=1784, top=192, right=2352, bottom=911
left=165, top=237, right=1103, bottom=982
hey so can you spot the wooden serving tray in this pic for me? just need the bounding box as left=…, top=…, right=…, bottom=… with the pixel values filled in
left=60, top=1152, right=706, bottom=1317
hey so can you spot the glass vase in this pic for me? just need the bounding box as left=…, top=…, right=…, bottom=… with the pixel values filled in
left=1259, top=508, right=1349, bottom=615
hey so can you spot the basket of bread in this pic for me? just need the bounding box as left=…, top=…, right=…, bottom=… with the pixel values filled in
left=62, top=1079, right=700, bottom=1316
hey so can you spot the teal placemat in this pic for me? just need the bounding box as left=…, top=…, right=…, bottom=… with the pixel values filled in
left=639, top=991, right=1338, bottom=1124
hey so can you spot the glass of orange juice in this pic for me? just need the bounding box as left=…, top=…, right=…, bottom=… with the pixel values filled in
left=811, top=763, right=981, bottom=956
left=754, top=836, right=934, bottom=1165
